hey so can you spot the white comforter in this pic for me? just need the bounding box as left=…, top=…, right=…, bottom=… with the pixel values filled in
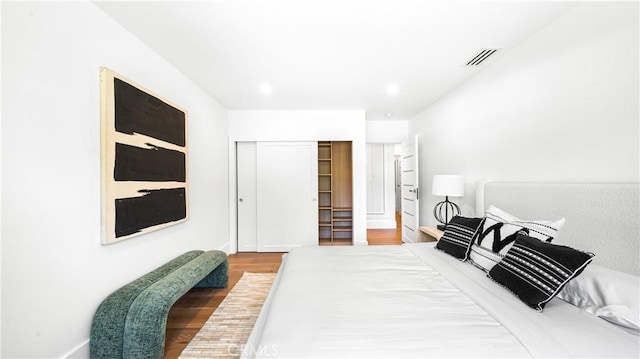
left=243, top=244, right=639, bottom=358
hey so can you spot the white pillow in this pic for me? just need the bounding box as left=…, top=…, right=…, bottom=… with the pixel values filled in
left=468, top=205, right=566, bottom=272
left=558, top=264, right=640, bottom=335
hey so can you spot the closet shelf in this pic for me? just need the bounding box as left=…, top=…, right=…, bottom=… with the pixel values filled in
left=317, top=141, right=352, bottom=246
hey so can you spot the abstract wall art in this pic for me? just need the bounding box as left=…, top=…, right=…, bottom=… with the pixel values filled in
left=100, top=67, right=188, bottom=244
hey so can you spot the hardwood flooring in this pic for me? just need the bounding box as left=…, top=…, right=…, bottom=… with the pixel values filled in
left=163, top=215, right=402, bottom=358
left=367, top=225, right=402, bottom=245
left=164, top=252, right=283, bottom=358
left=367, top=211, right=403, bottom=245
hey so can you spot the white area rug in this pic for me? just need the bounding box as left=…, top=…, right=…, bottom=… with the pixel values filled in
left=179, top=272, right=276, bottom=358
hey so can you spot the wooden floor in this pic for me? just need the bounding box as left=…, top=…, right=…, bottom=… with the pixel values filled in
left=367, top=211, right=403, bottom=245
left=164, top=215, right=402, bottom=358
left=164, top=252, right=283, bottom=358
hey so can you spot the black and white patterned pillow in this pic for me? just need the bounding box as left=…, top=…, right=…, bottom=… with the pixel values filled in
left=435, top=216, right=484, bottom=260
left=468, top=206, right=565, bottom=272
left=488, top=233, right=595, bottom=311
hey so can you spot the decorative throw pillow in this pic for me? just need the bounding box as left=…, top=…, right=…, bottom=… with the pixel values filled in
left=435, top=216, right=484, bottom=260
left=488, top=233, right=595, bottom=311
left=468, top=206, right=565, bottom=272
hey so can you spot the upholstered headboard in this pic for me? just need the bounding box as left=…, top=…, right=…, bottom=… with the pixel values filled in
left=476, top=183, right=640, bottom=275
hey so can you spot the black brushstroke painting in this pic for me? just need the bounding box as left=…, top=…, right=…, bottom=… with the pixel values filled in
left=114, top=142, right=186, bottom=182
left=102, top=68, right=189, bottom=244
left=115, top=188, right=187, bottom=238
left=114, top=78, right=186, bottom=147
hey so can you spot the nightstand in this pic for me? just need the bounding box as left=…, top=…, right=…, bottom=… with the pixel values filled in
left=418, top=226, right=444, bottom=242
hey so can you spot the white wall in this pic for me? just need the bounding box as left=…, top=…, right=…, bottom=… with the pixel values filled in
left=0, top=3, right=4, bottom=356
left=366, top=120, right=408, bottom=143
left=410, top=2, right=639, bottom=227
left=1, top=2, right=229, bottom=358
left=228, top=110, right=367, bottom=249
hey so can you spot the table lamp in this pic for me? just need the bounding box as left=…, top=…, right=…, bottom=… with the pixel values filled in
left=432, top=175, right=464, bottom=229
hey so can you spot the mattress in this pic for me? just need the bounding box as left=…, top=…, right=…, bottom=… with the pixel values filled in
left=243, top=243, right=639, bottom=358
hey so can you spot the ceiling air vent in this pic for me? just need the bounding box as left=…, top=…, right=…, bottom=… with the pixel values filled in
left=466, top=48, right=500, bottom=66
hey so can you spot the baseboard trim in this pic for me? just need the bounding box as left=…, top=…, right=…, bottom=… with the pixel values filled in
left=402, top=236, right=415, bottom=244
left=218, top=242, right=231, bottom=254
left=366, top=219, right=397, bottom=229
left=62, top=339, right=89, bottom=359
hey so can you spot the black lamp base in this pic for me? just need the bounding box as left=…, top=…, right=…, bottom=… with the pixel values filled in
left=433, top=196, right=461, bottom=227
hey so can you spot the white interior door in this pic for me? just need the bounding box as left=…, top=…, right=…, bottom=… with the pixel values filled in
left=237, top=142, right=257, bottom=252
left=401, top=136, right=419, bottom=243
left=256, top=142, right=318, bottom=252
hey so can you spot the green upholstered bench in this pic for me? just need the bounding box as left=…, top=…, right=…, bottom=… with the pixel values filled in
left=90, top=250, right=228, bottom=359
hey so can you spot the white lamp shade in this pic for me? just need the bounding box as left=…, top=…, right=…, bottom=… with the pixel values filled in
left=432, top=175, right=465, bottom=197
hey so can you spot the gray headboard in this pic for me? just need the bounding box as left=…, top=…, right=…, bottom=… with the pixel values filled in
left=476, top=183, right=640, bottom=276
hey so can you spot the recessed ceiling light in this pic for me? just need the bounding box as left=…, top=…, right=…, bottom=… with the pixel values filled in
left=259, top=83, right=272, bottom=95
left=386, top=84, right=399, bottom=95
left=385, top=113, right=394, bottom=118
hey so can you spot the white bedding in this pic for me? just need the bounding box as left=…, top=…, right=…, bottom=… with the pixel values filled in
left=243, top=243, right=639, bottom=358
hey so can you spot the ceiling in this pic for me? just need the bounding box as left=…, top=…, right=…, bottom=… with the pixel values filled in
left=95, top=0, right=574, bottom=121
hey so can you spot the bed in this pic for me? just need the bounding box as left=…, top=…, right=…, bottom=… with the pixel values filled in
left=243, top=183, right=640, bottom=358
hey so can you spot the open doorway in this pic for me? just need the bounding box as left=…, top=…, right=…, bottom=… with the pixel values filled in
left=394, top=143, right=402, bottom=222
left=366, top=143, right=403, bottom=245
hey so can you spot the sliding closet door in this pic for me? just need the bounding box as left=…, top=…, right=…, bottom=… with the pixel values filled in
left=256, top=142, right=318, bottom=252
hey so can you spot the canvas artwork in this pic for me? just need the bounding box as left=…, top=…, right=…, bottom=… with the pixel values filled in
left=100, top=67, right=188, bottom=244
